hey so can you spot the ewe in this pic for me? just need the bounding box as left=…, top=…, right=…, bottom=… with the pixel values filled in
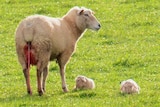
left=15, top=6, right=101, bottom=96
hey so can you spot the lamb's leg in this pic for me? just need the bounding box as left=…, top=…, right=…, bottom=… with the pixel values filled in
left=42, top=66, right=49, bottom=92
left=23, top=68, right=32, bottom=95
left=57, top=52, right=72, bottom=92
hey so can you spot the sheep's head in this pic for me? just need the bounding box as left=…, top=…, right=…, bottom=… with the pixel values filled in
left=65, top=6, right=101, bottom=32
left=75, top=76, right=87, bottom=88
left=76, top=7, right=101, bottom=31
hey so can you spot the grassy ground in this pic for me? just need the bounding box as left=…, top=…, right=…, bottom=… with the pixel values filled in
left=0, top=0, right=160, bottom=107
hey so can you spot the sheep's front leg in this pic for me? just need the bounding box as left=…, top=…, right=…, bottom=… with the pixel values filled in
left=57, top=52, right=72, bottom=92
left=60, top=65, right=68, bottom=92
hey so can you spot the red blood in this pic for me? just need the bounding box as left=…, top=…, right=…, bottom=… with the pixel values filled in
left=24, top=44, right=37, bottom=68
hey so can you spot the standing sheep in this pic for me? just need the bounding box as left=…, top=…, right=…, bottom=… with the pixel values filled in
left=15, top=6, right=101, bottom=96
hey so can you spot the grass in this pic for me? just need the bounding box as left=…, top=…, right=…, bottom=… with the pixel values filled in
left=0, top=0, right=160, bottom=106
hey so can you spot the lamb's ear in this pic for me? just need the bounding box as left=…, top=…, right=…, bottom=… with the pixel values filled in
left=75, top=77, right=78, bottom=81
left=82, top=77, right=86, bottom=82
left=78, top=9, right=84, bottom=15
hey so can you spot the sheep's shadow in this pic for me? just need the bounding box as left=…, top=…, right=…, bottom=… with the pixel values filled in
left=0, top=90, right=96, bottom=105
left=0, top=94, right=48, bottom=103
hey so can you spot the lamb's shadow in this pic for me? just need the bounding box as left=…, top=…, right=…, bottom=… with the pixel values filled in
left=66, top=90, right=96, bottom=98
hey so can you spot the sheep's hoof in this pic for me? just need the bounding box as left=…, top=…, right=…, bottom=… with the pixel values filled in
left=62, top=87, right=69, bottom=92
left=43, top=88, right=46, bottom=92
left=28, top=91, right=32, bottom=95
left=38, top=90, right=44, bottom=96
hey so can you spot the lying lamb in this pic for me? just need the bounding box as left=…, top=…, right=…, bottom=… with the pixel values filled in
left=120, top=79, right=140, bottom=94
left=74, top=75, right=95, bottom=90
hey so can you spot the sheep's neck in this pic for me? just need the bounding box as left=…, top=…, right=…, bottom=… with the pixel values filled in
left=72, top=23, right=86, bottom=40
left=63, top=17, right=86, bottom=41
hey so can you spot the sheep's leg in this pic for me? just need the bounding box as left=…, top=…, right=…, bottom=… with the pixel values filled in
left=23, top=68, right=32, bottom=95
left=36, top=59, right=49, bottom=96
left=42, top=66, right=48, bottom=92
left=16, top=47, right=32, bottom=95
left=36, top=67, right=44, bottom=96
left=60, top=65, right=68, bottom=92
left=57, top=52, right=72, bottom=92
left=36, top=61, right=44, bottom=96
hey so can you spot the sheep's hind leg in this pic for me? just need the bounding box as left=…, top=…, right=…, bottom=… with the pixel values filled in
left=16, top=47, right=32, bottom=95
left=23, top=68, right=32, bottom=95
left=42, top=66, right=49, bottom=92
left=36, top=59, right=50, bottom=96
left=37, top=68, right=44, bottom=96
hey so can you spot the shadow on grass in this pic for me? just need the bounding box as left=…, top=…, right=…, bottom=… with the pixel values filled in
left=0, top=93, right=57, bottom=106
left=65, top=90, right=97, bottom=98
left=118, top=92, right=140, bottom=97
left=0, top=94, right=46, bottom=102
left=0, top=89, right=97, bottom=107
left=0, top=90, right=96, bottom=100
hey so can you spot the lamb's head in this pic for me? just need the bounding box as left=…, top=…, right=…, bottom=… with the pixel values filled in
left=120, top=80, right=126, bottom=87
left=75, top=7, right=101, bottom=31
left=120, top=79, right=140, bottom=94
left=75, top=76, right=87, bottom=88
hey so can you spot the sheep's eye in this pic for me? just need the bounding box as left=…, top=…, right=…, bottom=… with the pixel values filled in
left=84, top=14, right=89, bottom=17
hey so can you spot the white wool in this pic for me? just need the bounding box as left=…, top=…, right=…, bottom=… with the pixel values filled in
left=120, top=79, right=140, bottom=94
left=74, top=75, right=95, bottom=90
left=15, top=6, right=100, bottom=95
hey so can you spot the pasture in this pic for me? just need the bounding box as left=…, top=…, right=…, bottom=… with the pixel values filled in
left=0, top=0, right=160, bottom=106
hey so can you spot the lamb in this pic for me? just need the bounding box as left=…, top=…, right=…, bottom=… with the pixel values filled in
left=120, top=79, right=140, bottom=94
left=15, top=6, right=101, bottom=96
left=74, top=75, right=95, bottom=90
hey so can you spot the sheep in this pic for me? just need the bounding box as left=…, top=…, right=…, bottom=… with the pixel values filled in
left=15, top=6, right=101, bottom=96
left=74, top=75, right=95, bottom=90
left=120, top=79, right=140, bottom=94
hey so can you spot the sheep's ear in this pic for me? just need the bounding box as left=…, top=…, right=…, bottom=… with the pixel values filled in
left=75, top=77, right=77, bottom=81
left=92, top=11, right=95, bottom=14
left=78, top=9, right=84, bottom=15
left=82, top=77, right=86, bottom=82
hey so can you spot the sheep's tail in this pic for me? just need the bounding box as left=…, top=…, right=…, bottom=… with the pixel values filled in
left=23, top=21, right=34, bottom=40
left=24, top=42, right=37, bottom=69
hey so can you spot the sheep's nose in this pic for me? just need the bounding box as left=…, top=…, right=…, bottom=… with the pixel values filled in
left=95, top=23, right=101, bottom=31
left=98, top=24, right=101, bottom=28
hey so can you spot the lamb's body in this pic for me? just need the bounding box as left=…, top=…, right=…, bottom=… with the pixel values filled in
left=15, top=6, right=100, bottom=95
left=120, top=79, right=140, bottom=94
left=74, top=75, right=95, bottom=90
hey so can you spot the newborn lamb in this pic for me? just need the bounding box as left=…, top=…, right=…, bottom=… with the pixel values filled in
left=120, top=79, right=140, bottom=94
left=74, top=75, right=95, bottom=90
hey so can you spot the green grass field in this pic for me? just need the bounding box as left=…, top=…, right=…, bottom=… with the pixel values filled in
left=0, top=0, right=160, bottom=106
